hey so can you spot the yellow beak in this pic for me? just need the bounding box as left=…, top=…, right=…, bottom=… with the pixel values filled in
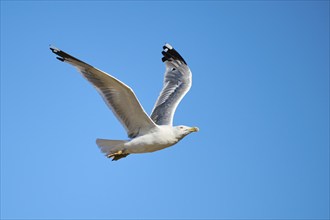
left=189, top=127, right=199, bottom=132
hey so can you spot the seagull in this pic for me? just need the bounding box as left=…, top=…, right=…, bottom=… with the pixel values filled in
left=50, top=44, right=199, bottom=161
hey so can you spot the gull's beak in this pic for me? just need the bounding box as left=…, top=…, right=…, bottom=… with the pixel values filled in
left=189, top=127, right=199, bottom=132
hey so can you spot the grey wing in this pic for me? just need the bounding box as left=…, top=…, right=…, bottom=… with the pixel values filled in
left=50, top=46, right=157, bottom=138
left=150, top=44, right=192, bottom=125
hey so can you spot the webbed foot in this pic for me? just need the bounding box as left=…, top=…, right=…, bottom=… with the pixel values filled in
left=107, top=150, right=130, bottom=161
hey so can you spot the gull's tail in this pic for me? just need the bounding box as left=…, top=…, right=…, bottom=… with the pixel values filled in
left=96, top=139, right=129, bottom=161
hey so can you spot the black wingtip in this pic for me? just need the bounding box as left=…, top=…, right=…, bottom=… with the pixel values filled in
left=50, top=46, right=65, bottom=60
left=49, top=45, right=60, bottom=54
left=49, top=46, right=89, bottom=65
left=50, top=46, right=66, bottom=62
left=50, top=46, right=65, bottom=62
left=161, top=43, right=187, bottom=65
left=56, top=57, right=65, bottom=62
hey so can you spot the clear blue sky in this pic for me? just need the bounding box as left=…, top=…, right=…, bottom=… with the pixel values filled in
left=1, top=1, right=329, bottom=219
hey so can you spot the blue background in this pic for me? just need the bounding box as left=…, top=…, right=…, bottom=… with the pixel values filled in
left=1, top=1, right=329, bottom=219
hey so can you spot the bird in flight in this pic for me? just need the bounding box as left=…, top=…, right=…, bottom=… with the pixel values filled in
left=50, top=44, right=198, bottom=161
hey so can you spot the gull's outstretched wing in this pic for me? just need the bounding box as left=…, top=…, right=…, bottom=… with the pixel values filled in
left=50, top=46, right=157, bottom=138
left=151, top=44, right=192, bottom=125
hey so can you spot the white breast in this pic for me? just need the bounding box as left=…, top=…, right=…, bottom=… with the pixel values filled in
left=125, top=126, right=179, bottom=153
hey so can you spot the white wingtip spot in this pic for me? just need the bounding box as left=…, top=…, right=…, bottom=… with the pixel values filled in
left=165, top=43, right=173, bottom=50
left=50, top=45, right=60, bottom=52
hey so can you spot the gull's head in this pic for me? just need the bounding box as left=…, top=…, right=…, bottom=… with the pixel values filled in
left=175, top=125, right=199, bottom=139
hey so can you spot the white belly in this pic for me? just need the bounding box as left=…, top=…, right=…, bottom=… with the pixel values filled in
left=124, top=128, right=179, bottom=154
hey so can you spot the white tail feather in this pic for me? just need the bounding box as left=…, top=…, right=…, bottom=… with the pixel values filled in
left=96, top=139, right=127, bottom=155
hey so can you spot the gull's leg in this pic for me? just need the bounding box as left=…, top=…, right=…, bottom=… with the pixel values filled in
left=107, top=150, right=129, bottom=161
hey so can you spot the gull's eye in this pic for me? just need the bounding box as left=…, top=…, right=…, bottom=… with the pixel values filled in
left=171, top=68, right=176, bottom=71
left=179, top=126, right=183, bottom=129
